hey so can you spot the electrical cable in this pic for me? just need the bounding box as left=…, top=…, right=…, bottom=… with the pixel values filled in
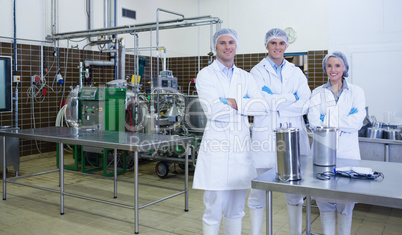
left=316, top=170, right=384, bottom=181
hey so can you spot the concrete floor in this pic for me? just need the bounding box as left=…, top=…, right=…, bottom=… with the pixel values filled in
left=1, top=152, right=402, bottom=234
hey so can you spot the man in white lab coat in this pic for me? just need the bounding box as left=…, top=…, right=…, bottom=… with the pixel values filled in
left=248, top=28, right=311, bottom=235
left=192, top=28, right=268, bottom=235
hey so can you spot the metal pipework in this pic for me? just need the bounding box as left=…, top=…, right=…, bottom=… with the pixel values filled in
left=115, top=40, right=119, bottom=80
left=46, top=16, right=223, bottom=40
left=84, top=59, right=115, bottom=67
left=120, top=38, right=125, bottom=80
left=126, top=47, right=167, bottom=71
left=126, top=46, right=165, bottom=52
left=51, top=0, right=57, bottom=35
left=79, top=62, right=83, bottom=88
left=156, top=9, right=184, bottom=78
left=156, top=9, right=184, bottom=48
left=13, top=88, right=18, bottom=128
left=104, top=0, right=109, bottom=28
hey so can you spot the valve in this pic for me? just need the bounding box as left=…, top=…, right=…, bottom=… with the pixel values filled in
left=57, top=73, right=64, bottom=85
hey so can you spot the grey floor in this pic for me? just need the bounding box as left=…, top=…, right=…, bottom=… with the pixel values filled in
left=1, top=152, right=401, bottom=234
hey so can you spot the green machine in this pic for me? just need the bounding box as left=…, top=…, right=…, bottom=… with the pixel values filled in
left=80, top=87, right=127, bottom=176
left=57, top=87, right=127, bottom=176
left=80, top=87, right=126, bottom=131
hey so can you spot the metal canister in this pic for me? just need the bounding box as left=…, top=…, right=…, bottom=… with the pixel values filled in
left=383, top=128, right=401, bottom=140
left=312, top=126, right=338, bottom=166
left=275, top=123, right=301, bottom=182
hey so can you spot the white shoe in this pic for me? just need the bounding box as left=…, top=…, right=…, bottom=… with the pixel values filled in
left=320, top=211, right=336, bottom=235
left=249, top=207, right=264, bottom=235
left=203, top=221, right=220, bottom=235
left=223, top=217, right=242, bottom=235
left=287, top=204, right=302, bottom=235
left=337, top=212, right=352, bottom=235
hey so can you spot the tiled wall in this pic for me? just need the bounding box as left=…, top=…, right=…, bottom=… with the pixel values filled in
left=0, top=40, right=327, bottom=157
left=307, top=50, right=328, bottom=90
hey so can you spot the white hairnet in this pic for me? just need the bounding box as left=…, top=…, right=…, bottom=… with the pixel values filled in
left=322, top=51, right=349, bottom=77
left=213, top=28, right=239, bottom=52
left=265, top=28, right=289, bottom=47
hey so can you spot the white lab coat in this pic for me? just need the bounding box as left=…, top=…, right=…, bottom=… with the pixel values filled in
left=192, top=60, right=268, bottom=190
left=250, top=58, right=311, bottom=169
left=308, top=80, right=366, bottom=159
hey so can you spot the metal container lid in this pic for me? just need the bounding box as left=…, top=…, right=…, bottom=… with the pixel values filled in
left=274, top=122, right=299, bottom=133
left=275, top=127, right=299, bottom=133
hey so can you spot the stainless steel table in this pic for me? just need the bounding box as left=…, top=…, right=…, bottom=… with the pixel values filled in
left=252, top=155, right=402, bottom=235
left=1, top=127, right=193, bottom=234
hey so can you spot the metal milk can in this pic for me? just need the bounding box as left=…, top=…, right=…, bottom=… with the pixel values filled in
left=312, top=126, right=338, bottom=166
left=275, top=123, right=301, bottom=182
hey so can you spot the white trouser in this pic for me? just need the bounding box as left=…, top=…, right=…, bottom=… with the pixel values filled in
left=315, top=198, right=355, bottom=215
left=203, top=189, right=248, bottom=225
left=285, top=193, right=304, bottom=206
left=248, top=168, right=271, bottom=209
left=248, top=168, right=304, bottom=208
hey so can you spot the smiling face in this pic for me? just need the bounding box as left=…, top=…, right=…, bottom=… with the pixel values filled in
left=325, top=57, right=344, bottom=83
left=215, top=35, right=236, bottom=67
left=266, top=38, right=287, bottom=65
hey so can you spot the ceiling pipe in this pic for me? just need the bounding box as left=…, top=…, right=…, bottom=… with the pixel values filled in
left=46, top=16, right=222, bottom=40
left=156, top=8, right=184, bottom=78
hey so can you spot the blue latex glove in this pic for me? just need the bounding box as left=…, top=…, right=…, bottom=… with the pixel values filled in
left=262, top=86, right=273, bottom=95
left=243, top=94, right=250, bottom=99
left=219, top=97, right=228, bottom=104
left=320, top=114, right=325, bottom=122
left=348, top=107, right=358, bottom=116
left=294, top=92, right=299, bottom=101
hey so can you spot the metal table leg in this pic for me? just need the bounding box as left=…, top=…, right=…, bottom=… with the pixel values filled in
left=266, top=190, right=272, bottom=235
left=306, top=196, right=312, bottom=235
left=184, top=144, right=189, bottom=211
left=114, top=149, right=117, bottom=198
left=60, top=142, right=64, bottom=215
left=2, top=136, right=6, bottom=200
left=134, top=151, right=139, bottom=234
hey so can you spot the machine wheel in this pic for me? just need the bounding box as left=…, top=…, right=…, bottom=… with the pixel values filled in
left=155, top=161, right=170, bottom=178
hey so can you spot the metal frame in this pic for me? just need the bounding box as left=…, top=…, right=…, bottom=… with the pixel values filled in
left=252, top=155, right=402, bottom=235
left=46, top=16, right=222, bottom=41
left=1, top=127, right=193, bottom=234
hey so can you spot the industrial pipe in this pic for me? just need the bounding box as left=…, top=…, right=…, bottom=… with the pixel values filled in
left=79, top=62, right=83, bottom=88
left=13, top=88, right=18, bottom=128
left=156, top=8, right=185, bottom=77
left=84, top=59, right=115, bottom=67
left=120, top=38, right=126, bottom=80
left=13, top=0, right=17, bottom=72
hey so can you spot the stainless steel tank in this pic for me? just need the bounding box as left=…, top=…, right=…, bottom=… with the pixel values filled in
left=366, top=127, right=384, bottom=139
left=275, top=123, right=301, bottom=182
left=65, top=86, right=80, bottom=128
left=312, top=126, right=338, bottom=166
left=184, top=95, right=207, bottom=132
left=383, top=128, right=402, bottom=140
left=144, top=106, right=159, bottom=134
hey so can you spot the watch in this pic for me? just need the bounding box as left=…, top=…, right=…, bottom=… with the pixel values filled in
left=284, top=27, right=297, bottom=43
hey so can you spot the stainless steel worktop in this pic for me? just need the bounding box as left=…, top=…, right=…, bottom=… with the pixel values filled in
left=1, top=126, right=193, bottom=234
left=252, top=155, right=402, bottom=235
left=0, top=126, right=193, bottom=151
left=253, top=155, right=402, bottom=208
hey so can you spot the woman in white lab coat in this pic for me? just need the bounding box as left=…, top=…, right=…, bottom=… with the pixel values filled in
left=308, top=51, right=366, bottom=235
left=193, top=28, right=268, bottom=235
left=248, top=28, right=311, bottom=235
